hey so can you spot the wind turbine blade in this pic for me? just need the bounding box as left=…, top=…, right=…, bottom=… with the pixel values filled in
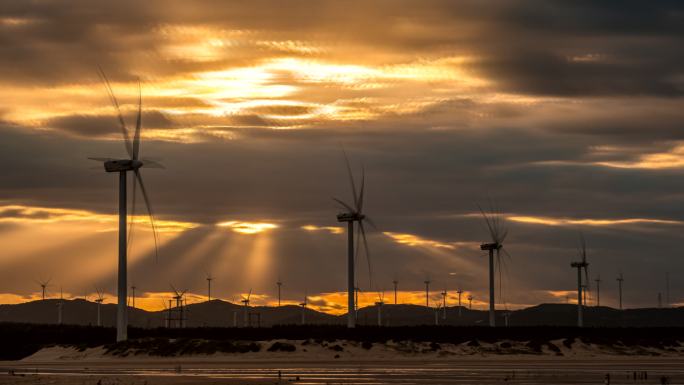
left=332, top=197, right=354, bottom=212
left=359, top=221, right=373, bottom=288
left=170, top=284, right=179, bottom=296
left=342, top=149, right=359, bottom=210
left=501, top=247, right=512, bottom=260
left=88, top=157, right=113, bottom=162
left=357, top=166, right=365, bottom=212
left=142, top=159, right=165, bottom=169
left=477, top=204, right=497, bottom=243
left=97, top=66, right=133, bottom=158
left=132, top=79, right=142, bottom=160
left=247, top=289, right=252, bottom=300
left=134, top=169, right=159, bottom=262
left=363, top=216, right=378, bottom=231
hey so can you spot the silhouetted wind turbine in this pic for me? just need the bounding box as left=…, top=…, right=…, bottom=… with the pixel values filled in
left=241, top=289, right=252, bottom=326
left=129, top=284, right=137, bottom=309
left=300, top=291, right=307, bottom=325
left=206, top=272, right=214, bottom=302
left=392, top=279, right=398, bottom=305
left=441, top=289, right=447, bottom=320
left=36, top=277, right=52, bottom=301
left=456, top=289, right=464, bottom=317
left=334, top=151, right=375, bottom=329
left=95, top=288, right=105, bottom=327
left=276, top=279, right=283, bottom=307
left=375, top=290, right=385, bottom=326
left=571, top=234, right=589, bottom=327
left=467, top=294, right=473, bottom=309
left=90, top=69, right=163, bottom=342
left=170, top=285, right=188, bottom=328
left=57, top=287, right=64, bottom=324
left=478, top=204, right=511, bottom=327
left=595, top=275, right=601, bottom=307
left=617, top=273, right=624, bottom=310
left=424, top=279, right=431, bottom=307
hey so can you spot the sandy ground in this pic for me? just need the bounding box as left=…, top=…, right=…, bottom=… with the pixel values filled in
left=2, top=340, right=684, bottom=384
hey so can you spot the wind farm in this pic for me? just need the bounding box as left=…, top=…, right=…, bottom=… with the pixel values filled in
left=2, top=1, right=684, bottom=384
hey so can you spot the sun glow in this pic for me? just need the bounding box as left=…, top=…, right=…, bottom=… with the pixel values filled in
left=216, top=220, right=278, bottom=234
left=301, top=225, right=344, bottom=234
left=508, top=215, right=683, bottom=227
left=383, top=231, right=458, bottom=250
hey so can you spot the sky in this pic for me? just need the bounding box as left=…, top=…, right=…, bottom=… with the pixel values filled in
left=1, top=0, right=683, bottom=314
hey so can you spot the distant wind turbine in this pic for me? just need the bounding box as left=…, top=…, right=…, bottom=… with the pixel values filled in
left=170, top=285, right=188, bottom=328
left=300, top=291, right=307, bottom=325
left=478, top=204, right=511, bottom=327
left=129, top=284, right=137, bottom=309
left=424, top=279, right=431, bottom=307
left=375, top=290, right=385, bottom=326
left=95, top=288, right=105, bottom=327
left=57, top=287, right=64, bottom=325
left=595, top=275, right=601, bottom=307
left=206, top=272, right=214, bottom=302
left=456, top=289, right=464, bottom=317
left=90, top=68, right=163, bottom=342
left=467, top=294, right=473, bottom=310
left=441, top=289, right=447, bottom=320
left=276, top=279, right=283, bottom=307
left=241, top=289, right=252, bottom=327
left=392, top=279, right=398, bottom=305
left=334, top=150, right=375, bottom=329
left=617, top=273, right=624, bottom=310
left=571, top=234, right=589, bottom=327
left=36, top=277, right=52, bottom=301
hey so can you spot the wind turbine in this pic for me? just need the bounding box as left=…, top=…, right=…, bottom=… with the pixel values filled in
left=478, top=204, right=511, bottom=327
left=334, top=150, right=375, bottom=329
left=571, top=234, right=589, bottom=327
left=56, top=287, right=64, bottom=325
left=241, top=289, right=252, bottom=327
left=129, top=284, right=137, bottom=309
left=392, top=279, right=398, bottom=305
left=456, top=289, right=464, bottom=317
left=375, top=290, right=385, bottom=326
left=617, top=273, right=624, bottom=310
left=595, top=275, right=601, bottom=307
left=206, top=272, right=214, bottom=302
left=276, top=279, right=283, bottom=307
left=95, top=288, right=105, bottom=327
left=90, top=69, right=163, bottom=342
left=467, top=294, right=473, bottom=309
left=300, top=291, right=307, bottom=325
left=424, top=279, right=431, bottom=307
left=36, top=278, right=52, bottom=301
left=441, top=289, right=447, bottom=320
left=170, top=285, right=188, bottom=328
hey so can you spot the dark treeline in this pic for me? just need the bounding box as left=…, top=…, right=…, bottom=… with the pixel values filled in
left=2, top=322, right=684, bottom=360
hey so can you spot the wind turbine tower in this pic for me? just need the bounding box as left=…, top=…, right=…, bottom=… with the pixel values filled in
left=334, top=151, right=375, bottom=329
left=300, top=292, right=307, bottom=325
left=441, top=289, right=447, bottom=320
left=130, top=285, right=137, bottom=309
left=206, top=273, right=213, bottom=302
left=456, top=289, right=464, bottom=317
left=375, top=291, right=385, bottom=326
left=595, top=275, right=601, bottom=307
left=57, top=287, right=64, bottom=325
left=36, top=278, right=51, bottom=301
left=392, top=279, right=398, bottom=305
left=571, top=235, right=589, bottom=327
left=277, top=279, right=283, bottom=307
left=95, top=288, right=105, bottom=326
left=424, top=279, right=431, bottom=307
left=91, top=69, right=163, bottom=341
left=617, top=273, right=624, bottom=310
left=241, top=289, right=252, bottom=327
left=467, top=294, right=473, bottom=309
left=479, top=204, right=511, bottom=327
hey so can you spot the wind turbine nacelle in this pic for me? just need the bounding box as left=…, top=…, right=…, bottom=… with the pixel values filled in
left=104, top=159, right=143, bottom=172
left=337, top=212, right=364, bottom=222
left=480, top=242, right=499, bottom=251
